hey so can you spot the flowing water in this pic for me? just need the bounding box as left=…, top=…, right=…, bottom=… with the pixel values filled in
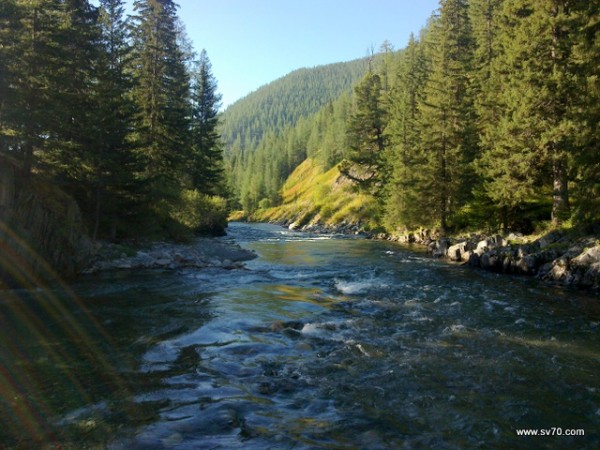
left=1, top=222, right=599, bottom=449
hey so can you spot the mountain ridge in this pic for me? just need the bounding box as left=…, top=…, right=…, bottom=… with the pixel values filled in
left=220, top=56, right=372, bottom=153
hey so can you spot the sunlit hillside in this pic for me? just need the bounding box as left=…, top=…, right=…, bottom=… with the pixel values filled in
left=253, top=158, right=380, bottom=231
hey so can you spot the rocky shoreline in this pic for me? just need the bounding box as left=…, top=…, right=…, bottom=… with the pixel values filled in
left=380, top=229, right=600, bottom=292
left=83, top=237, right=257, bottom=274
left=274, top=218, right=600, bottom=292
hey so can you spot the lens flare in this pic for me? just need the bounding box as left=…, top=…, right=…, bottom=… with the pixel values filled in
left=0, top=220, right=131, bottom=445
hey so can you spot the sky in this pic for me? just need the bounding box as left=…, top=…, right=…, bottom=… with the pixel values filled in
left=117, top=0, right=442, bottom=109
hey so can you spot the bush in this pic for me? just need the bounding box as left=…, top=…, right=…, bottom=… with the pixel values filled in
left=170, top=190, right=228, bottom=236
left=258, top=198, right=272, bottom=210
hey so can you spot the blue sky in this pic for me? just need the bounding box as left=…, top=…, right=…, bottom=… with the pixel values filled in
left=111, top=0, right=441, bottom=108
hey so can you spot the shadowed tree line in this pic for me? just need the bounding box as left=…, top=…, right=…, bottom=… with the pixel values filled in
left=0, top=0, right=227, bottom=239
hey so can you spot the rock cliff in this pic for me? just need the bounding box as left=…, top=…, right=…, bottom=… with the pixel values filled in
left=0, top=154, right=92, bottom=287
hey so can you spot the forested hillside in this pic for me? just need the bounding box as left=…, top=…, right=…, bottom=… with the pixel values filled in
left=235, top=0, right=600, bottom=235
left=1, top=0, right=598, bottom=244
left=221, top=57, right=374, bottom=211
left=221, top=58, right=371, bottom=149
left=0, top=0, right=227, bottom=240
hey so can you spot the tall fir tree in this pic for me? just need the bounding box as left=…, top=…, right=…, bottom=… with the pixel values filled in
left=469, top=0, right=504, bottom=130
left=571, top=0, right=600, bottom=224
left=189, top=49, right=224, bottom=196
left=3, top=0, right=66, bottom=176
left=383, top=33, right=430, bottom=230
left=340, top=70, right=388, bottom=193
left=0, top=0, right=18, bottom=154
left=417, top=0, right=476, bottom=231
left=129, top=0, right=190, bottom=202
left=41, top=0, right=101, bottom=199
left=477, top=0, right=587, bottom=226
left=90, top=0, right=139, bottom=239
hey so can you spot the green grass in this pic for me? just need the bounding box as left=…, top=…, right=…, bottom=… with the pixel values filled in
left=253, top=158, right=379, bottom=230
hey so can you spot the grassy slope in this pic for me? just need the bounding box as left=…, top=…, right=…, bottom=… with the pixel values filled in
left=252, top=158, right=381, bottom=230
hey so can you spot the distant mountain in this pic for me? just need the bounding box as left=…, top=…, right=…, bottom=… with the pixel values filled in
left=220, top=57, right=372, bottom=153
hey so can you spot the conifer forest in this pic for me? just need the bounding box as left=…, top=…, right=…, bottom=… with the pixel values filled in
left=1, top=0, right=599, bottom=238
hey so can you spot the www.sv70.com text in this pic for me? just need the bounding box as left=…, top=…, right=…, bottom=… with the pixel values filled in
left=516, top=427, right=585, bottom=436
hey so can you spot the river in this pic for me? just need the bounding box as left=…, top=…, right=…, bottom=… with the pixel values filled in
left=1, top=222, right=599, bottom=449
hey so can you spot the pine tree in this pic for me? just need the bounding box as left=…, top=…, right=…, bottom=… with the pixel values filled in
left=3, top=0, right=66, bottom=176
left=90, top=0, right=139, bottom=239
left=190, top=49, right=224, bottom=195
left=129, top=0, right=190, bottom=202
left=478, top=0, right=587, bottom=226
left=340, top=70, right=388, bottom=192
left=383, top=33, right=429, bottom=230
left=571, top=1, right=600, bottom=224
left=417, top=0, right=476, bottom=232
left=469, top=0, right=504, bottom=129
left=0, top=0, right=19, bottom=154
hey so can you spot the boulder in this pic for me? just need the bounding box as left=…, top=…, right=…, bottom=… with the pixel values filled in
left=468, top=252, right=481, bottom=267
left=475, top=239, right=492, bottom=256
left=516, top=254, right=539, bottom=275
left=583, top=262, right=600, bottom=289
left=538, top=230, right=563, bottom=249
left=571, top=245, right=600, bottom=268
left=480, top=252, right=501, bottom=271
left=447, top=241, right=468, bottom=262
left=432, top=238, right=451, bottom=258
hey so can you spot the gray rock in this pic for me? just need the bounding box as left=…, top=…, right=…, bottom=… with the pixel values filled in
left=480, top=253, right=500, bottom=271
left=507, top=232, right=523, bottom=241
left=583, top=262, right=600, bottom=289
left=475, top=239, right=491, bottom=256
left=516, top=254, right=539, bottom=275
left=432, top=238, right=451, bottom=258
left=538, top=230, right=563, bottom=249
left=468, top=252, right=480, bottom=267
left=447, top=241, right=468, bottom=262
left=571, top=245, right=600, bottom=268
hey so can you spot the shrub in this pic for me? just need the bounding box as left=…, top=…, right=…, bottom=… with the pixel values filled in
left=258, top=198, right=272, bottom=210
left=170, top=190, right=228, bottom=236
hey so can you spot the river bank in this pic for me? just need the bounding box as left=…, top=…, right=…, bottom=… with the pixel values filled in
left=264, top=218, right=600, bottom=292
left=380, top=228, right=600, bottom=292
left=83, top=236, right=257, bottom=274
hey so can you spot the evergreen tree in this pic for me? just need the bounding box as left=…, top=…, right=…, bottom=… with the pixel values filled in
left=477, top=0, right=587, bottom=226
left=469, top=0, right=504, bottom=129
left=417, top=0, right=476, bottom=231
left=89, top=0, right=139, bottom=239
left=340, top=71, right=388, bottom=192
left=190, top=49, right=224, bottom=195
left=2, top=0, right=66, bottom=176
left=129, top=0, right=190, bottom=202
left=0, top=0, right=19, bottom=154
left=383, top=33, right=429, bottom=230
left=571, top=1, right=600, bottom=224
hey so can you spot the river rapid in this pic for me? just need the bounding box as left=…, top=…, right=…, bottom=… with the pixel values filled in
left=1, top=222, right=599, bottom=449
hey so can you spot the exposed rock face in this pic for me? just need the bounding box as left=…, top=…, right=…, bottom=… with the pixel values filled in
left=0, top=154, right=92, bottom=286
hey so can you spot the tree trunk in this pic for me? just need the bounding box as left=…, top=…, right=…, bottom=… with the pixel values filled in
left=21, top=141, right=33, bottom=178
left=551, top=148, right=569, bottom=226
